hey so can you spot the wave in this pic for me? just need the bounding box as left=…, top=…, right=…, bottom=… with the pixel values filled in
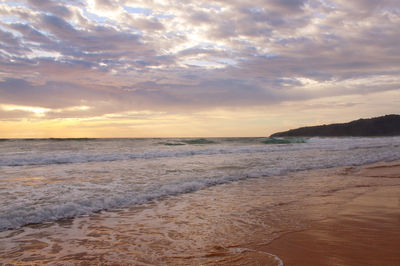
left=262, top=137, right=307, bottom=144
left=2, top=138, right=399, bottom=167
left=181, top=138, right=217, bottom=144
left=2, top=151, right=400, bottom=232
left=0, top=147, right=262, bottom=166
left=1, top=137, right=400, bottom=231
left=48, top=138, right=97, bottom=141
left=159, top=142, right=186, bottom=146
left=0, top=173, right=261, bottom=232
left=159, top=137, right=306, bottom=146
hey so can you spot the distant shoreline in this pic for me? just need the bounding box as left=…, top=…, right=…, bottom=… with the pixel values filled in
left=271, top=114, right=400, bottom=137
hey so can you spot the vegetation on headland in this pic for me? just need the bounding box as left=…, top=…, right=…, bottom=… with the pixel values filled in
left=270, top=114, right=400, bottom=137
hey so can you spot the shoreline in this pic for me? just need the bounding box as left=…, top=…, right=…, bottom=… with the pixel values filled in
left=0, top=160, right=399, bottom=265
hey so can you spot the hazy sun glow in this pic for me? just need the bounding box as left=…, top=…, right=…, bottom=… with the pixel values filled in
left=1, top=104, right=50, bottom=117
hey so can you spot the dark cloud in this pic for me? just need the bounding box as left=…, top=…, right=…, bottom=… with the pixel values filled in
left=0, top=109, right=36, bottom=121
left=269, top=0, right=307, bottom=13
left=0, top=29, right=20, bottom=46
left=26, top=0, right=73, bottom=18
left=93, top=0, right=120, bottom=11
left=186, top=10, right=212, bottom=24
left=8, top=23, right=52, bottom=44
left=41, top=14, right=76, bottom=36
left=0, top=78, right=104, bottom=109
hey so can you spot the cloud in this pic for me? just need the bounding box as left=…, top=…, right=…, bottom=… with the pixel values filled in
left=25, top=0, right=74, bottom=18
left=0, top=109, right=36, bottom=121
left=0, top=0, right=399, bottom=123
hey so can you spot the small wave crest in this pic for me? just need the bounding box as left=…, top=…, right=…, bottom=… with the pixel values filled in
left=181, top=138, right=217, bottom=144
left=0, top=173, right=258, bottom=232
left=0, top=145, right=290, bottom=167
left=262, top=137, right=307, bottom=144
left=159, top=142, right=186, bottom=146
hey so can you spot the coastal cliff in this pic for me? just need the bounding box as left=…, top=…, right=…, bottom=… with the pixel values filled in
left=271, top=114, right=400, bottom=137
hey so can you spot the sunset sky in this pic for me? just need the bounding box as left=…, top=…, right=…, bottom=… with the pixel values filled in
left=0, top=0, right=399, bottom=137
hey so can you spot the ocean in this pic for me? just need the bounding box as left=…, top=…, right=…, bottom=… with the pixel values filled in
left=1, top=137, right=399, bottom=232
left=1, top=137, right=400, bottom=264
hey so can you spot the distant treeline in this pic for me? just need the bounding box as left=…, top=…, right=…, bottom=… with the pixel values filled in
left=270, top=114, right=400, bottom=137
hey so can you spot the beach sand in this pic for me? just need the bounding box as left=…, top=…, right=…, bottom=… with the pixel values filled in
left=0, top=161, right=399, bottom=265
left=262, top=180, right=400, bottom=265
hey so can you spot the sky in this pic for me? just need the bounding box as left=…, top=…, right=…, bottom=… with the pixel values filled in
left=0, top=0, right=399, bottom=137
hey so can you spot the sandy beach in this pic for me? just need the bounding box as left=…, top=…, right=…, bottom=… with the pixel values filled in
left=262, top=163, right=400, bottom=266
left=0, top=160, right=399, bottom=265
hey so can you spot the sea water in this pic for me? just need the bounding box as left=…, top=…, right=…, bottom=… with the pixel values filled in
left=0, top=137, right=400, bottom=232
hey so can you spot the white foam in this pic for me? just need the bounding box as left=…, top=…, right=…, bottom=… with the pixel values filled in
left=0, top=173, right=253, bottom=231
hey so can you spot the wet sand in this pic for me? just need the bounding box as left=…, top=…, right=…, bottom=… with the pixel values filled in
left=263, top=186, right=400, bottom=266
left=0, top=161, right=399, bottom=265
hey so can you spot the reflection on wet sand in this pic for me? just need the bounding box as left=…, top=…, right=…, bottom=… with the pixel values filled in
left=1, top=161, right=399, bottom=265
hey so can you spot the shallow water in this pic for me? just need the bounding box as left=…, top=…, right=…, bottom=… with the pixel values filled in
left=1, top=137, right=400, bottom=264
left=1, top=161, right=400, bottom=264
left=1, top=137, right=399, bottom=232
